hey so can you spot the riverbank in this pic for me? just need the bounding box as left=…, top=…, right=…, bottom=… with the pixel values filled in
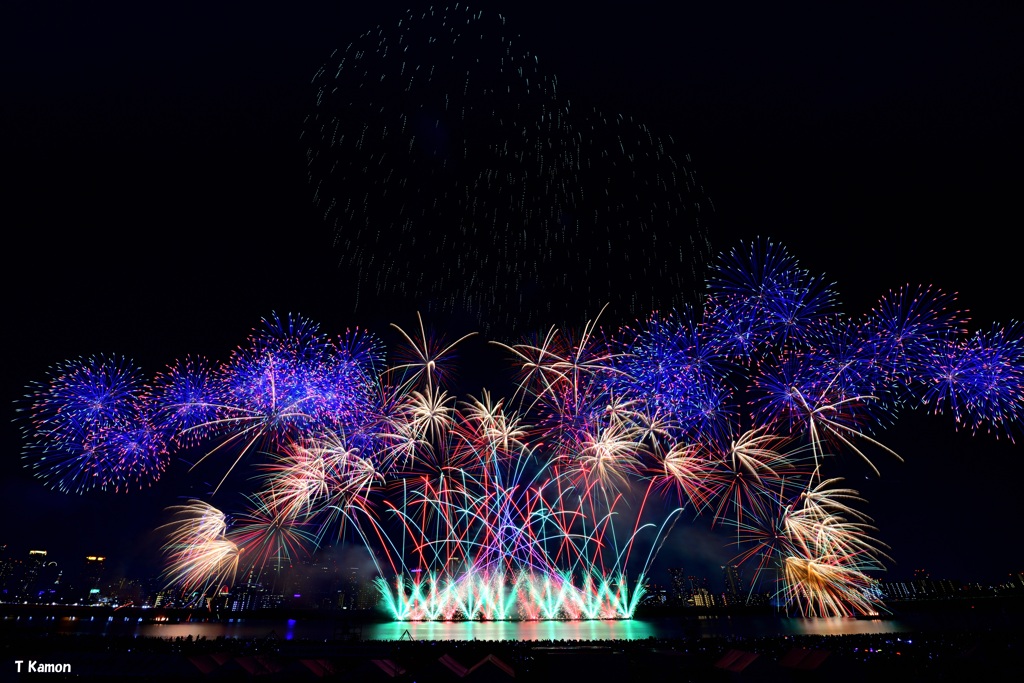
left=4, top=593, right=1022, bottom=623
left=3, top=598, right=1022, bottom=679
left=1, top=625, right=1019, bottom=681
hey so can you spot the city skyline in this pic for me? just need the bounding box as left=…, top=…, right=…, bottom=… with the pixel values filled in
left=3, top=0, right=1023, bottom=610
left=6, top=539, right=1017, bottom=615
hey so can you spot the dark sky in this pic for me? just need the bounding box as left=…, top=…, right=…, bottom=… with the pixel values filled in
left=2, top=1, right=1022, bottom=588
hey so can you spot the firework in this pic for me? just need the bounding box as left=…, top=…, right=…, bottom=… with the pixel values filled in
left=158, top=500, right=240, bottom=601
left=653, top=442, right=720, bottom=513
left=863, top=284, right=969, bottom=388
left=782, top=554, right=880, bottom=617
left=368, top=448, right=670, bottom=621
left=18, top=240, right=1023, bottom=618
left=257, top=440, right=334, bottom=520
left=163, top=313, right=387, bottom=493
left=17, top=354, right=163, bottom=493
left=145, top=355, right=224, bottom=449
left=303, top=6, right=711, bottom=334
left=227, top=491, right=318, bottom=573
left=918, top=321, right=1024, bottom=439
left=727, top=476, right=888, bottom=616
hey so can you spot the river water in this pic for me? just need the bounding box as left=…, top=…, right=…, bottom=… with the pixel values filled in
left=6, top=607, right=1019, bottom=642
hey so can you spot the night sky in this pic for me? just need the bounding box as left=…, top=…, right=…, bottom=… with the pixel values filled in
left=3, top=1, right=1023, bottom=589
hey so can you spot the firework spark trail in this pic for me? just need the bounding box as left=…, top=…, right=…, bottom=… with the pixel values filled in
left=256, top=440, right=334, bottom=521
left=782, top=554, right=880, bottom=617
left=653, top=441, right=721, bottom=513
left=725, top=476, right=889, bottom=616
left=227, top=491, right=318, bottom=573
left=705, top=427, right=805, bottom=530
left=158, top=501, right=240, bottom=601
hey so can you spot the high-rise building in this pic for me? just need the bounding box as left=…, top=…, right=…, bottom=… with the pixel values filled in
left=687, top=575, right=716, bottom=608
left=912, top=569, right=938, bottom=598
left=108, top=577, right=144, bottom=606
left=283, top=553, right=345, bottom=609
left=722, top=564, right=744, bottom=606
left=667, top=567, right=688, bottom=606
left=0, top=545, right=17, bottom=599
left=226, top=567, right=267, bottom=612
left=82, top=555, right=106, bottom=603
left=339, top=566, right=360, bottom=610
left=23, top=550, right=47, bottom=593
left=355, top=575, right=381, bottom=610
left=18, top=550, right=63, bottom=603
